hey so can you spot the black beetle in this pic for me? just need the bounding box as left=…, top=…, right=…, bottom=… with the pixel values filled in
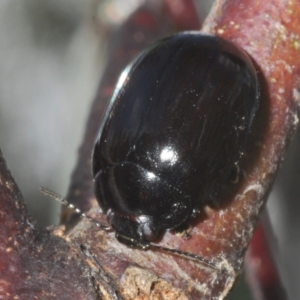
left=92, top=32, right=259, bottom=249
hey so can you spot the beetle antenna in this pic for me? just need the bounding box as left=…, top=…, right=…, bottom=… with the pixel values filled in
left=40, top=188, right=218, bottom=269
left=39, top=187, right=111, bottom=231
left=149, top=243, right=218, bottom=270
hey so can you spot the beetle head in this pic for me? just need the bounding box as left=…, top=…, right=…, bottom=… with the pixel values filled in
left=107, top=210, right=160, bottom=248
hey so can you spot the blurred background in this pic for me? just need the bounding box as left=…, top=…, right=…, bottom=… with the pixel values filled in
left=0, top=0, right=298, bottom=299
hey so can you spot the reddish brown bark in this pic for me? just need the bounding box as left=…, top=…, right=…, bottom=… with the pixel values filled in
left=202, top=0, right=300, bottom=298
left=64, top=0, right=298, bottom=298
left=0, top=150, right=98, bottom=299
left=1, top=0, right=298, bottom=299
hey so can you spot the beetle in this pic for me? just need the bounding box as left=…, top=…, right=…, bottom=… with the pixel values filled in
left=92, top=32, right=260, bottom=250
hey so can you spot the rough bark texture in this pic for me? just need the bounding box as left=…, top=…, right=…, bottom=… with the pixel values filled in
left=1, top=0, right=298, bottom=299
left=0, top=150, right=97, bottom=299
left=64, top=0, right=298, bottom=298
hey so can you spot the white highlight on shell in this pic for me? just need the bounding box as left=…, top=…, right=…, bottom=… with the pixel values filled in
left=146, top=171, right=157, bottom=180
left=160, top=146, right=179, bottom=166
left=116, top=66, right=130, bottom=90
